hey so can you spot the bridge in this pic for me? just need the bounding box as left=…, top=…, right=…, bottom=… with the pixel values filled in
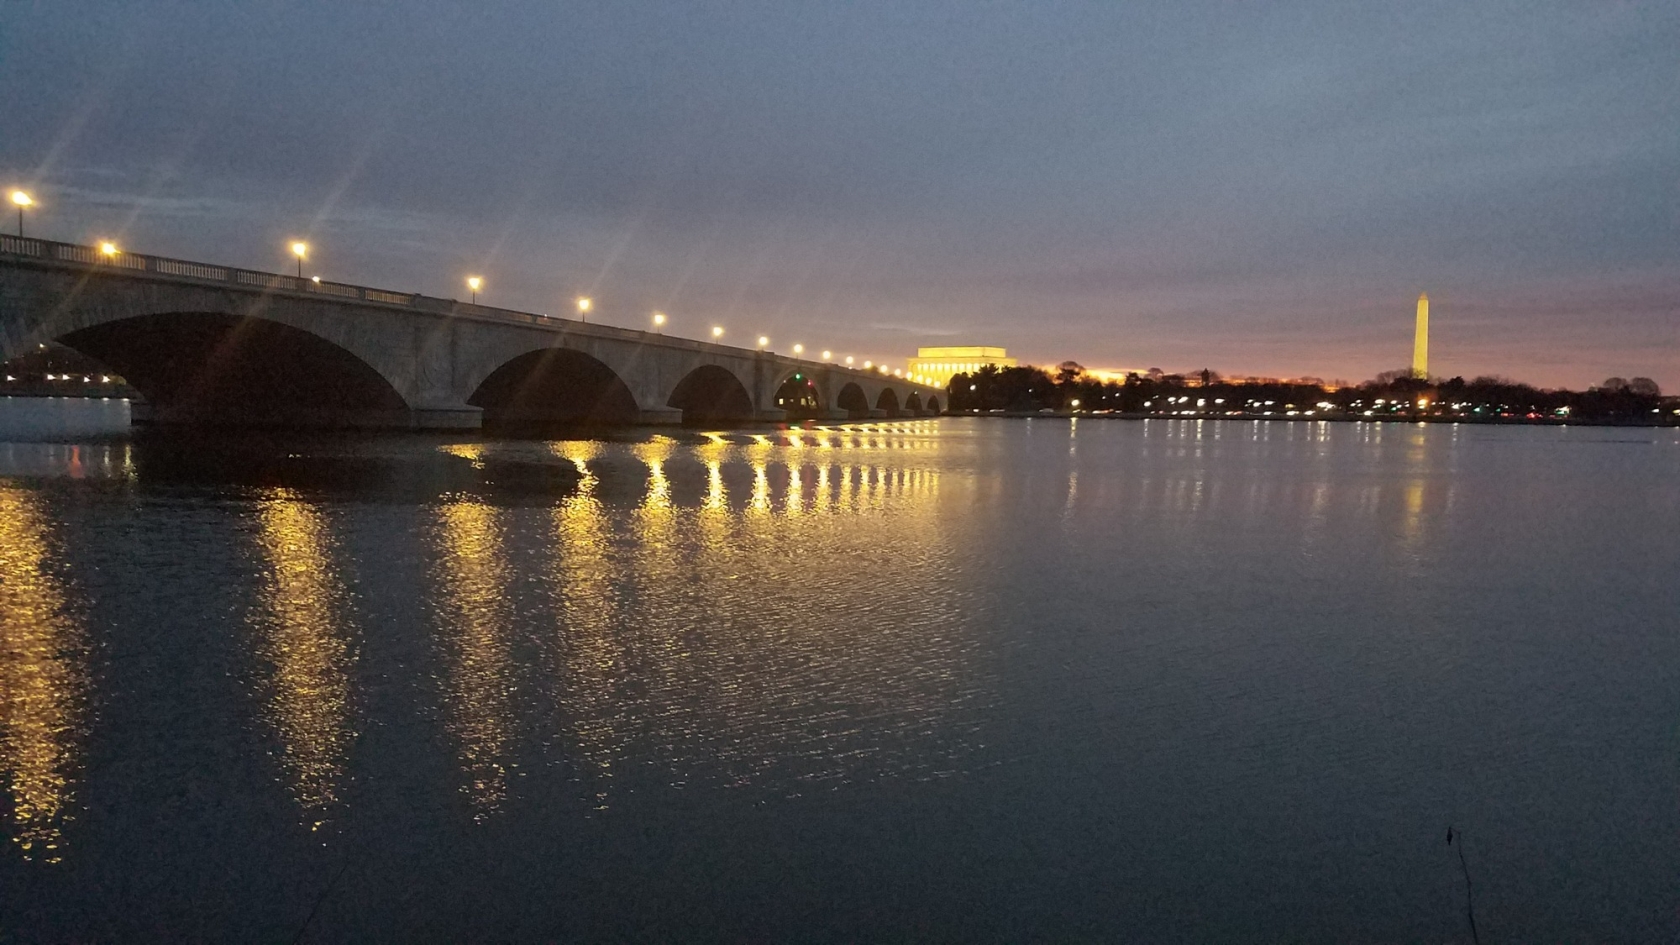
left=0, top=237, right=943, bottom=430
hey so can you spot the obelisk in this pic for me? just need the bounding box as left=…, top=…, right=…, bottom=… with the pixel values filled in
left=1412, top=293, right=1429, bottom=379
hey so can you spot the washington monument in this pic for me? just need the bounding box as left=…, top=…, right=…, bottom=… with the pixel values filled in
left=1412, top=293, right=1429, bottom=379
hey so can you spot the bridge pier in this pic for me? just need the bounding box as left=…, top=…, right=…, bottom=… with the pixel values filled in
left=413, top=405, right=483, bottom=430
left=637, top=407, right=685, bottom=425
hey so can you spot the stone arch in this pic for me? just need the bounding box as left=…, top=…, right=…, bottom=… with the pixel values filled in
left=903, top=391, right=923, bottom=414
left=875, top=387, right=901, bottom=418
left=772, top=369, right=824, bottom=420
left=57, top=311, right=411, bottom=427
left=836, top=382, right=870, bottom=419
left=468, top=347, right=639, bottom=429
left=926, top=395, right=941, bottom=414
left=667, top=363, right=754, bottom=424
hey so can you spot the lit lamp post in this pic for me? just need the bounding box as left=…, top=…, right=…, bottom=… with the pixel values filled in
left=793, top=343, right=804, bottom=356
left=289, top=241, right=308, bottom=278
left=821, top=350, right=832, bottom=361
left=99, top=241, right=118, bottom=260
left=711, top=326, right=724, bottom=340
left=846, top=356, right=854, bottom=366
left=756, top=336, right=769, bottom=351
left=10, top=190, right=34, bottom=237
left=651, top=311, right=666, bottom=332
left=577, top=297, right=591, bottom=322
left=467, top=276, right=482, bottom=304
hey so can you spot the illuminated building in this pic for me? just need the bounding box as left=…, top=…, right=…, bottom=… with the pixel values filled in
left=906, top=346, right=1017, bottom=388
left=1413, top=293, right=1429, bottom=379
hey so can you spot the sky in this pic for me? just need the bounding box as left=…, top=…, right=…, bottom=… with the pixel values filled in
left=2, top=0, right=1675, bottom=389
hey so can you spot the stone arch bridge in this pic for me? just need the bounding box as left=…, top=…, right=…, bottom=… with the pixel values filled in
left=0, top=237, right=943, bottom=429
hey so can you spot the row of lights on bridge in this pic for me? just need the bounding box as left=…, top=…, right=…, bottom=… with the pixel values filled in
left=7, top=190, right=936, bottom=387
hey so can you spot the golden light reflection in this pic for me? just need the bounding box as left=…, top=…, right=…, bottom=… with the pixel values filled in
left=252, top=492, right=356, bottom=830
left=0, top=487, right=87, bottom=863
left=553, top=443, right=624, bottom=809
left=431, top=501, right=517, bottom=819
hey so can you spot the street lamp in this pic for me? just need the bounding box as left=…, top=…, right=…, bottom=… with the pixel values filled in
left=846, top=356, right=854, bottom=366
left=577, top=297, right=592, bottom=322
left=711, top=326, right=724, bottom=340
left=821, top=350, right=832, bottom=361
left=289, top=241, right=309, bottom=278
left=863, top=360, right=872, bottom=369
left=10, top=191, right=32, bottom=236
left=793, top=343, right=804, bottom=356
left=651, top=311, right=666, bottom=331
left=99, top=241, right=118, bottom=259
left=756, top=336, right=769, bottom=350
left=467, top=276, right=482, bottom=303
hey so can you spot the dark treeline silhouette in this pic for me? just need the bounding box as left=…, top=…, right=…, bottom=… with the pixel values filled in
left=0, top=343, right=135, bottom=398
left=946, top=363, right=1676, bottom=425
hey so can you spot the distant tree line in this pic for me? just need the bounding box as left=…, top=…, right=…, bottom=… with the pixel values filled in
left=0, top=344, right=135, bottom=397
left=945, top=363, right=1675, bottom=424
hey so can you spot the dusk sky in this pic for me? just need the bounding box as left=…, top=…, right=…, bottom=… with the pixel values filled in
left=2, top=1, right=1675, bottom=388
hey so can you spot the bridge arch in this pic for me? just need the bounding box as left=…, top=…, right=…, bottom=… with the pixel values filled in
left=903, top=391, right=923, bottom=414
left=468, top=348, right=639, bottom=429
left=57, top=311, right=410, bottom=427
left=926, top=395, right=941, bottom=415
left=771, top=369, right=825, bottom=421
left=667, top=364, right=754, bottom=424
left=875, top=387, right=901, bottom=418
left=836, top=382, right=870, bottom=419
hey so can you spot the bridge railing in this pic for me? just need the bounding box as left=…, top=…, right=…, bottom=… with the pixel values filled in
left=0, top=235, right=421, bottom=309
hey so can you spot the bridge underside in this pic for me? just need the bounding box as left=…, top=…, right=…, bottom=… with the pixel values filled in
left=469, top=348, right=639, bottom=432
left=60, top=313, right=414, bottom=428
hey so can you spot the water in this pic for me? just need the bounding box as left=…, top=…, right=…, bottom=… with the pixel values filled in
left=1, top=396, right=1677, bottom=942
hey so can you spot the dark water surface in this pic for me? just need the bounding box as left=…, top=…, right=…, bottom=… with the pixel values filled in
left=1, top=397, right=1677, bottom=942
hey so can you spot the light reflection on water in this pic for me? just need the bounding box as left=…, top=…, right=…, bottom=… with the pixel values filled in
left=250, top=491, right=357, bottom=830
left=0, top=486, right=87, bottom=863
left=431, top=493, right=520, bottom=818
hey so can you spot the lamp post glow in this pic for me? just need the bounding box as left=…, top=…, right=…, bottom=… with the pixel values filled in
left=757, top=336, right=769, bottom=350
left=288, top=241, right=309, bottom=278
left=846, top=356, right=854, bottom=366
left=711, top=326, right=724, bottom=340
left=577, top=297, right=592, bottom=322
left=651, top=311, right=666, bottom=331
left=10, top=191, right=32, bottom=237
left=467, top=276, right=482, bottom=303
left=793, top=343, right=804, bottom=356
left=821, top=350, right=832, bottom=361
left=98, top=241, right=119, bottom=260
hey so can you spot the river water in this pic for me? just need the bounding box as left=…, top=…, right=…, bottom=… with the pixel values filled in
left=0, top=397, right=1676, bottom=942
